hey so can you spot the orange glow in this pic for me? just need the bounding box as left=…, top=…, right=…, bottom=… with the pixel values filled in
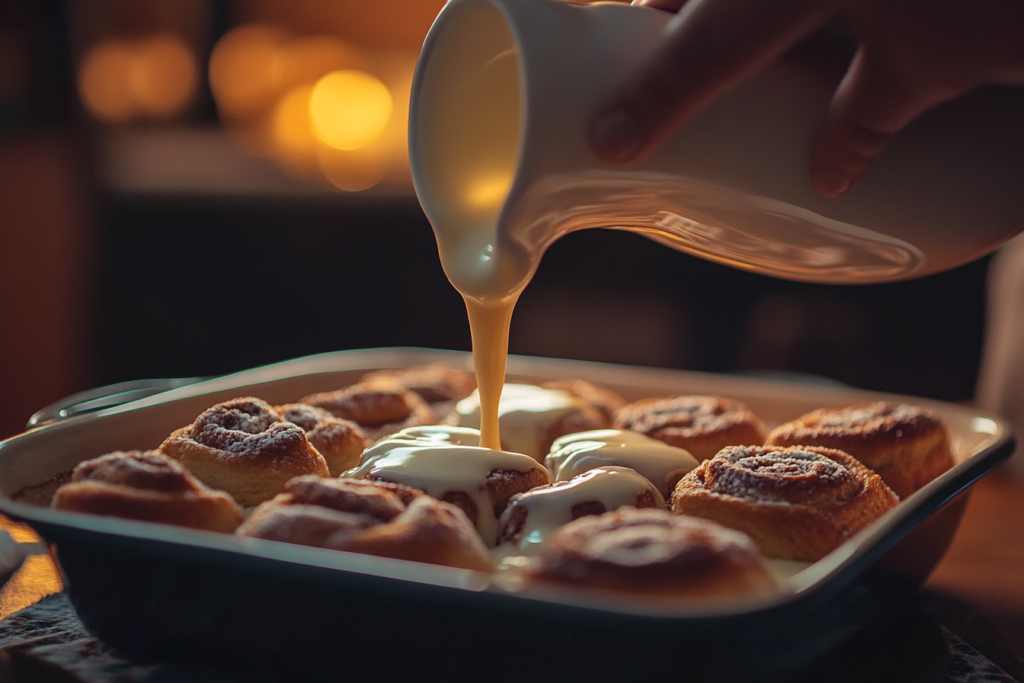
left=78, top=41, right=136, bottom=123
left=273, top=36, right=367, bottom=93
left=466, top=173, right=513, bottom=209
left=320, top=146, right=386, bottom=192
left=273, top=84, right=318, bottom=166
left=209, top=25, right=287, bottom=119
left=368, top=53, right=417, bottom=180
left=310, top=70, right=392, bottom=150
left=131, top=36, right=197, bottom=118
left=79, top=36, right=197, bottom=123
left=0, top=554, right=62, bottom=621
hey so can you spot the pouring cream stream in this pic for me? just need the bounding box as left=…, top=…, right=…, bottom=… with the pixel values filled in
left=410, top=0, right=1024, bottom=450
left=413, top=18, right=525, bottom=450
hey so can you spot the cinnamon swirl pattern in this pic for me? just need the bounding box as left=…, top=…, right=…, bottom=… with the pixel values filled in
left=300, top=384, right=436, bottom=441
left=526, top=508, right=778, bottom=599
left=496, top=467, right=665, bottom=556
left=671, top=445, right=899, bottom=561
left=765, top=402, right=954, bottom=498
left=345, top=427, right=548, bottom=545
left=545, top=429, right=699, bottom=498
left=612, top=395, right=766, bottom=462
left=275, top=403, right=369, bottom=476
left=238, top=476, right=492, bottom=572
left=53, top=451, right=245, bottom=533
left=161, top=397, right=330, bottom=507
left=449, top=383, right=609, bottom=460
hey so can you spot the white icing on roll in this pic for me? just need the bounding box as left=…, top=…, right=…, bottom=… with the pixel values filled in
left=344, top=432, right=547, bottom=545
left=367, top=424, right=483, bottom=449
left=495, top=466, right=665, bottom=558
left=546, top=429, right=699, bottom=497
left=451, top=383, right=587, bottom=459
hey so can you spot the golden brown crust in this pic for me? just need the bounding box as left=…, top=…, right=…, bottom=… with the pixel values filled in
left=612, top=396, right=766, bottom=462
left=671, top=445, right=899, bottom=561
left=764, top=402, right=955, bottom=498
left=274, top=403, right=370, bottom=476
left=237, top=476, right=492, bottom=572
left=283, top=475, right=423, bottom=519
left=52, top=451, right=245, bottom=533
left=361, top=364, right=477, bottom=405
left=160, top=397, right=330, bottom=507
left=541, top=380, right=626, bottom=422
left=484, top=467, right=551, bottom=519
left=526, top=508, right=777, bottom=599
left=300, top=384, right=437, bottom=441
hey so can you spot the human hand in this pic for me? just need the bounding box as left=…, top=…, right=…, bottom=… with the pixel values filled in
left=589, top=0, right=1024, bottom=197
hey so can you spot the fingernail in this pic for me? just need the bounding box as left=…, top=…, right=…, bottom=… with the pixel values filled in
left=814, top=166, right=852, bottom=197
left=592, top=110, right=646, bottom=162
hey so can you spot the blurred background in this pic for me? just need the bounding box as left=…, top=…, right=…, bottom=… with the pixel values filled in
left=0, top=0, right=992, bottom=439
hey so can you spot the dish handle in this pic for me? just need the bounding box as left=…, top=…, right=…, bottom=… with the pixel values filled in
left=27, top=378, right=208, bottom=429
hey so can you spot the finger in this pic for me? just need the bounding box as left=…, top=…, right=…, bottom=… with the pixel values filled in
left=590, top=0, right=841, bottom=163
left=810, top=48, right=953, bottom=197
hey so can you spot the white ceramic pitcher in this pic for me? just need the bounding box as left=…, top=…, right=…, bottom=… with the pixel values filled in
left=409, top=0, right=1024, bottom=299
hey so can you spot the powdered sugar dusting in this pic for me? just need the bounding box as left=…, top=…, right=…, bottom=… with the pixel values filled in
left=803, top=401, right=937, bottom=435
left=73, top=450, right=199, bottom=493
left=188, top=398, right=313, bottom=461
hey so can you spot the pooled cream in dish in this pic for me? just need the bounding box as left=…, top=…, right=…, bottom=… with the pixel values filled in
left=495, top=466, right=665, bottom=558
left=450, top=383, right=593, bottom=459
left=344, top=434, right=547, bottom=545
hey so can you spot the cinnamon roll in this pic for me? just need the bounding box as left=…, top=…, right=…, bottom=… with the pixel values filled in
left=525, top=508, right=777, bottom=599
left=539, top=379, right=626, bottom=422
left=496, top=466, right=665, bottom=556
left=612, top=395, right=766, bottom=462
left=237, top=476, right=492, bottom=572
left=275, top=403, right=369, bottom=476
left=671, top=445, right=899, bottom=561
left=345, top=426, right=548, bottom=545
left=361, top=364, right=476, bottom=419
left=300, top=384, right=436, bottom=441
left=160, top=397, right=330, bottom=507
left=765, top=402, right=955, bottom=498
left=546, top=429, right=699, bottom=498
left=448, top=383, right=609, bottom=460
left=53, top=451, right=245, bottom=533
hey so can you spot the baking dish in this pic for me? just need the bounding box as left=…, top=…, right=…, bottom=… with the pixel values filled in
left=0, top=348, right=1012, bottom=681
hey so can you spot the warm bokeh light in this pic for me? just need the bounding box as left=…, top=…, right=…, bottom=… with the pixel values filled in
left=78, top=41, right=137, bottom=123
left=273, top=36, right=367, bottom=93
left=320, top=147, right=386, bottom=192
left=310, top=70, right=392, bottom=151
left=206, top=22, right=417, bottom=192
left=272, top=84, right=319, bottom=170
left=130, top=36, right=197, bottom=118
left=367, top=53, right=416, bottom=183
left=209, top=25, right=287, bottom=119
left=466, top=174, right=513, bottom=209
left=79, top=35, right=197, bottom=123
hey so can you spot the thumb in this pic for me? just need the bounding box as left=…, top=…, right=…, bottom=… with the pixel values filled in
left=811, top=48, right=950, bottom=197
